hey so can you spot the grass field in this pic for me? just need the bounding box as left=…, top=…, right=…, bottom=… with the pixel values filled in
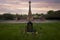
left=0, top=22, right=60, bottom=40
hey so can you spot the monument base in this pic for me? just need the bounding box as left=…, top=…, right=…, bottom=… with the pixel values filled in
left=26, top=21, right=36, bottom=32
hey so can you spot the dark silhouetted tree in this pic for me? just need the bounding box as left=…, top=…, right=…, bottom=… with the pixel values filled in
left=3, top=13, right=14, bottom=20
left=45, top=10, right=60, bottom=20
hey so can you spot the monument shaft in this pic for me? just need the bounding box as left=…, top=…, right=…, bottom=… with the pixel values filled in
left=27, top=1, right=33, bottom=21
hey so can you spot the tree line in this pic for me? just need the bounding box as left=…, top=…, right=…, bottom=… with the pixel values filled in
left=45, top=10, right=60, bottom=20
left=0, top=10, right=60, bottom=20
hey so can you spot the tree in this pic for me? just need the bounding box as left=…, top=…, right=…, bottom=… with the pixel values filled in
left=45, top=10, right=60, bottom=20
left=0, top=15, right=3, bottom=20
left=3, top=13, right=14, bottom=20
left=47, top=10, right=54, bottom=14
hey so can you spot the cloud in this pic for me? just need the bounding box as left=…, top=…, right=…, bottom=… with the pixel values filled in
left=0, top=0, right=60, bottom=14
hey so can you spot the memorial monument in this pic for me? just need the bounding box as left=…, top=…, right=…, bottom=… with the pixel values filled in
left=26, top=1, right=35, bottom=33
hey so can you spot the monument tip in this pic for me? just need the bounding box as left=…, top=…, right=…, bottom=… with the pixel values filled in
left=29, top=1, right=31, bottom=3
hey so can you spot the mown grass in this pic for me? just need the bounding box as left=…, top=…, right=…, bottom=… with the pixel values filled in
left=0, top=22, right=60, bottom=40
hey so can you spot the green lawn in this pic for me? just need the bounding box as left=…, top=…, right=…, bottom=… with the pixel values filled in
left=0, top=22, right=60, bottom=40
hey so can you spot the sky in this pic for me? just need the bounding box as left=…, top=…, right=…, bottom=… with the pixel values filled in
left=0, top=0, right=60, bottom=15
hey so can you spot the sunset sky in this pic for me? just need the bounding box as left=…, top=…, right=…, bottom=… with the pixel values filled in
left=0, top=0, right=60, bottom=14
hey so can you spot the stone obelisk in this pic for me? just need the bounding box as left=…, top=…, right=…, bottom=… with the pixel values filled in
left=27, top=1, right=33, bottom=21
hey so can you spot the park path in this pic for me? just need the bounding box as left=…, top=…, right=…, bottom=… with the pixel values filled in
left=0, top=20, right=59, bottom=23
